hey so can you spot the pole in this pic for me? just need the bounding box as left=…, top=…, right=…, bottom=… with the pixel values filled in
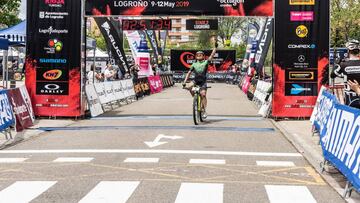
left=4, top=50, right=8, bottom=89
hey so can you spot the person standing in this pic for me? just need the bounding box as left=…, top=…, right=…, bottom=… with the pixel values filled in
left=104, top=63, right=116, bottom=82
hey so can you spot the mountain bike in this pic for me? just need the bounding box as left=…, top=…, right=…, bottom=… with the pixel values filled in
left=184, top=85, right=210, bottom=125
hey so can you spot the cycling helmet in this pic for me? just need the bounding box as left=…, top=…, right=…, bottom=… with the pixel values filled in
left=345, top=39, right=360, bottom=50
left=196, top=51, right=205, bottom=55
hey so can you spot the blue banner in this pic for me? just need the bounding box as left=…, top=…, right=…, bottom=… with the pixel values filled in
left=0, top=90, right=15, bottom=131
left=313, top=90, right=360, bottom=191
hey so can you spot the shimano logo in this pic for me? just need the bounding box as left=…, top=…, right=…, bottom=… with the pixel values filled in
left=39, top=58, right=67, bottom=64
left=288, top=44, right=316, bottom=49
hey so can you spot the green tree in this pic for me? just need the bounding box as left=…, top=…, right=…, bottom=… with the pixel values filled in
left=217, top=17, right=247, bottom=46
left=0, top=0, right=21, bottom=27
left=331, top=0, right=360, bottom=47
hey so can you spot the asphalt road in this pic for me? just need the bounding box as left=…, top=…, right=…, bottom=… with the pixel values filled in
left=0, top=84, right=345, bottom=203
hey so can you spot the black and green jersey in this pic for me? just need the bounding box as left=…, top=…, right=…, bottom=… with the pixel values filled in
left=190, top=60, right=208, bottom=84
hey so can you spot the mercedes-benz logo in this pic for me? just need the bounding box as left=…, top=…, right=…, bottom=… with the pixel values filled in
left=298, top=55, right=306, bottom=62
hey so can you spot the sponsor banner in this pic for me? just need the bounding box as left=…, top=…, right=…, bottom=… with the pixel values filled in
left=148, top=75, right=163, bottom=94
left=26, top=0, right=83, bottom=117
left=186, top=19, right=218, bottom=30
left=244, top=22, right=259, bottom=62
left=94, top=83, right=110, bottom=104
left=170, top=50, right=236, bottom=72
left=254, top=18, right=273, bottom=72
left=105, top=82, right=116, bottom=102
left=85, top=84, right=104, bottom=117
left=113, top=81, right=126, bottom=100
left=313, top=90, right=360, bottom=191
left=145, top=30, right=160, bottom=62
left=95, top=18, right=129, bottom=73
left=19, top=86, right=36, bottom=122
left=85, top=0, right=273, bottom=17
left=7, top=88, right=34, bottom=132
left=0, top=90, right=15, bottom=131
left=124, top=31, right=141, bottom=59
left=273, top=0, right=329, bottom=117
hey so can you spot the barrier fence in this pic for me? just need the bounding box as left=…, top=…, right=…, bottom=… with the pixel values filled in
left=0, top=86, right=35, bottom=140
left=311, top=88, right=360, bottom=196
left=85, top=74, right=174, bottom=117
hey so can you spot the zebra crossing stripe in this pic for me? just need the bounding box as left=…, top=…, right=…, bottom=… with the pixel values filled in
left=53, top=157, right=94, bottom=163
left=0, top=158, right=28, bottom=163
left=124, top=158, right=159, bottom=163
left=0, top=181, right=57, bottom=203
left=78, top=181, right=140, bottom=203
left=175, top=183, right=223, bottom=203
left=265, top=185, right=317, bottom=203
left=189, top=159, right=226, bottom=165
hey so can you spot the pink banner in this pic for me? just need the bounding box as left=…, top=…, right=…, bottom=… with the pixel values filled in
left=148, top=76, right=163, bottom=94
left=290, top=11, right=314, bottom=21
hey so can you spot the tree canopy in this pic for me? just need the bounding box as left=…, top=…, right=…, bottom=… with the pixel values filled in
left=0, top=0, right=21, bottom=28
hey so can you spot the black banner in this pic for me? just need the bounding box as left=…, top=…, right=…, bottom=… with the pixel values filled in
left=85, top=0, right=273, bottom=16
left=95, top=18, right=129, bottom=73
left=273, top=0, right=329, bottom=117
left=145, top=30, right=160, bottom=63
left=186, top=19, right=218, bottom=30
left=254, top=18, right=273, bottom=73
left=170, top=50, right=236, bottom=72
left=26, top=0, right=83, bottom=117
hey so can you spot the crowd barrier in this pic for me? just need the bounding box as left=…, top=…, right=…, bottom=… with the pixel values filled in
left=86, top=74, right=174, bottom=117
left=0, top=86, right=35, bottom=140
left=311, top=88, right=360, bottom=196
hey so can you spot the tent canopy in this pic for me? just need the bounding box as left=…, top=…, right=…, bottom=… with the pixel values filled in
left=0, top=21, right=26, bottom=45
left=0, top=38, right=9, bottom=50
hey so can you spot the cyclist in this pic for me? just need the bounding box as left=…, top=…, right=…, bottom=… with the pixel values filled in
left=331, top=39, right=360, bottom=108
left=182, top=42, right=218, bottom=118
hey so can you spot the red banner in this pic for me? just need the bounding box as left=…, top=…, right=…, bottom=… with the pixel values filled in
left=6, top=88, right=34, bottom=132
left=148, top=76, right=163, bottom=94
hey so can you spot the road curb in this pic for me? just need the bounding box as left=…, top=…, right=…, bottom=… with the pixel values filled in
left=271, top=119, right=358, bottom=203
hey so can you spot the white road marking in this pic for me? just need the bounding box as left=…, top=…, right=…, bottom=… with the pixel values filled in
left=256, top=161, right=295, bottom=167
left=78, top=181, right=139, bottom=203
left=265, top=185, right=317, bottom=203
left=124, top=158, right=159, bottom=163
left=0, top=158, right=28, bottom=163
left=0, top=181, right=57, bottom=203
left=189, top=159, right=226, bottom=165
left=144, top=134, right=183, bottom=148
left=53, top=157, right=94, bottom=163
left=175, top=183, right=223, bottom=203
left=0, top=149, right=303, bottom=157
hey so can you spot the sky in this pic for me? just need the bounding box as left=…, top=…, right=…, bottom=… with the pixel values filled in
left=19, top=0, right=26, bottom=20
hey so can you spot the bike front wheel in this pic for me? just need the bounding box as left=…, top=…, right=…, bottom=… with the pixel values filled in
left=193, top=94, right=200, bottom=125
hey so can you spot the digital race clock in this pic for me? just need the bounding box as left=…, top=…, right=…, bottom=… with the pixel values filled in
left=122, top=19, right=172, bottom=30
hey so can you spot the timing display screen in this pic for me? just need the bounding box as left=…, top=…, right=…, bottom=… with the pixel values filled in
left=122, top=19, right=172, bottom=30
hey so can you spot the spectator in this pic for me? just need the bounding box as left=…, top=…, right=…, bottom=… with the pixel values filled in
left=87, top=64, right=102, bottom=84
left=104, top=63, right=116, bottom=82
left=0, top=59, right=3, bottom=78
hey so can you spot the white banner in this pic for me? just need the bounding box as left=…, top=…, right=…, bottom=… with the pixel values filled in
left=85, top=85, right=104, bottom=117
left=19, top=86, right=35, bottom=122
left=113, top=81, right=126, bottom=100
left=94, top=83, right=109, bottom=104
left=124, top=31, right=141, bottom=59
left=105, top=82, right=116, bottom=102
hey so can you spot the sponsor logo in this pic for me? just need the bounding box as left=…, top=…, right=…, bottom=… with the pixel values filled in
left=43, top=69, right=63, bottom=80
left=249, top=28, right=257, bottom=38
left=289, top=72, right=314, bottom=80
left=39, top=26, right=68, bottom=35
left=255, top=19, right=272, bottom=64
left=44, top=39, right=63, bottom=54
left=44, top=0, right=65, bottom=7
left=291, top=84, right=312, bottom=95
left=344, top=66, right=360, bottom=74
left=39, top=11, right=69, bottom=20
left=217, top=0, right=243, bottom=7
left=36, top=82, right=68, bottom=95
left=296, top=25, right=308, bottom=38
left=298, top=55, right=306, bottom=62
left=288, top=44, right=316, bottom=49
left=289, top=0, right=315, bottom=5
left=39, top=58, right=67, bottom=64
left=290, top=11, right=314, bottom=22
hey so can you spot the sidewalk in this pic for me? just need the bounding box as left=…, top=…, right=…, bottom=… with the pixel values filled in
left=273, top=120, right=360, bottom=203
left=0, top=119, right=76, bottom=149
